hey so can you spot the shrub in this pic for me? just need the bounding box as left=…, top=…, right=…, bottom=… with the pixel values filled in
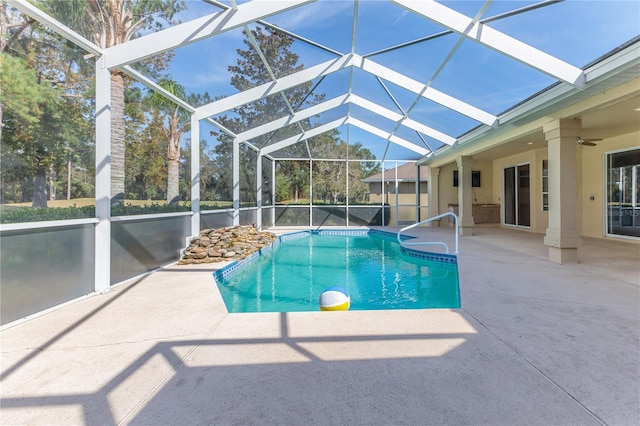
left=0, top=202, right=191, bottom=224
left=0, top=205, right=95, bottom=224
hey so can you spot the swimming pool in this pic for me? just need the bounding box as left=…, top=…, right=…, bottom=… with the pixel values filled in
left=213, top=229, right=460, bottom=313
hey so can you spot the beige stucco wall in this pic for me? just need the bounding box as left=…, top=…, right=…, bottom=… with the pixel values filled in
left=439, top=162, right=458, bottom=212
left=367, top=182, right=427, bottom=205
left=471, top=160, right=493, bottom=205
left=492, top=148, right=548, bottom=233
left=580, top=131, right=640, bottom=239
left=367, top=182, right=428, bottom=225
left=434, top=160, right=496, bottom=226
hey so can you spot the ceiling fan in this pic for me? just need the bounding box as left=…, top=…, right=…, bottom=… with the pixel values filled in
left=576, top=137, right=602, bottom=146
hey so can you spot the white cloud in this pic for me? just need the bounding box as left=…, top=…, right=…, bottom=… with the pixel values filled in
left=393, top=10, right=409, bottom=26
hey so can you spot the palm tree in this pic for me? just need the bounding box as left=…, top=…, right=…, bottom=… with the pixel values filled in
left=40, top=0, right=184, bottom=205
left=146, top=78, right=188, bottom=205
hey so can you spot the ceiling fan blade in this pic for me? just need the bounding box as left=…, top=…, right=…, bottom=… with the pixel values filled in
left=577, top=137, right=602, bottom=146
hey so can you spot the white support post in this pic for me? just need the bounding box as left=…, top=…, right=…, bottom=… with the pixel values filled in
left=345, top=160, right=350, bottom=226
left=271, top=159, right=276, bottom=227
left=94, top=60, right=111, bottom=294
left=191, top=114, right=201, bottom=236
left=233, top=141, right=240, bottom=226
left=256, top=154, right=262, bottom=229
left=415, top=164, right=420, bottom=222
left=309, top=160, right=313, bottom=227
left=395, top=162, right=399, bottom=226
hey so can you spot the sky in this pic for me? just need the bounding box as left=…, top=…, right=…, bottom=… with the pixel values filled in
left=135, top=0, right=640, bottom=161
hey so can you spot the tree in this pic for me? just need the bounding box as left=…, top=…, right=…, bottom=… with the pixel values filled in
left=212, top=26, right=379, bottom=206
left=212, top=26, right=324, bottom=204
left=146, top=78, right=188, bottom=205
left=40, top=0, right=185, bottom=205
left=1, top=3, right=93, bottom=208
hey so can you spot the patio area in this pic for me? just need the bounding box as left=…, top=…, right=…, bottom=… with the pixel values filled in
left=1, top=226, right=638, bottom=425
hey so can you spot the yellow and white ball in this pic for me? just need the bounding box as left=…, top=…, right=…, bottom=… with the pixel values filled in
left=319, top=286, right=350, bottom=311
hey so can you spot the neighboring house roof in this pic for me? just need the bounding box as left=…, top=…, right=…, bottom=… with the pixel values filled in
left=362, top=162, right=429, bottom=183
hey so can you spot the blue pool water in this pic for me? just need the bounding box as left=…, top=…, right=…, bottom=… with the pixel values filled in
left=213, top=230, right=460, bottom=313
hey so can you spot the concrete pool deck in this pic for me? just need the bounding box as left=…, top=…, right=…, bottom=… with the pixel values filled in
left=1, top=225, right=638, bottom=425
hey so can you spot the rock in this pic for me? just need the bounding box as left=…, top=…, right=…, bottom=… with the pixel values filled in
left=207, top=248, right=223, bottom=257
left=178, top=225, right=277, bottom=265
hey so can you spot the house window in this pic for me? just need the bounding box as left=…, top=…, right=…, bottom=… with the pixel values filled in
left=453, top=170, right=481, bottom=187
left=542, top=160, right=548, bottom=211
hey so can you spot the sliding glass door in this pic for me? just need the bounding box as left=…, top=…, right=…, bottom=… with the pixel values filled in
left=503, top=164, right=530, bottom=227
left=606, top=148, right=640, bottom=238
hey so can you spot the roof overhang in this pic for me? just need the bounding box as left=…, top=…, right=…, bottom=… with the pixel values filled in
left=420, top=37, right=640, bottom=166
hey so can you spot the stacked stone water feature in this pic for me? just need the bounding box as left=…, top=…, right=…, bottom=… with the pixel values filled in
left=179, top=225, right=277, bottom=264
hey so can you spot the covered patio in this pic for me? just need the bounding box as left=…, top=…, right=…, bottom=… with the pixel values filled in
left=1, top=226, right=638, bottom=425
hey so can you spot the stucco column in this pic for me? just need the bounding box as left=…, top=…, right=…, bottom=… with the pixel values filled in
left=428, top=167, right=440, bottom=227
left=543, top=119, right=582, bottom=264
left=457, top=156, right=475, bottom=236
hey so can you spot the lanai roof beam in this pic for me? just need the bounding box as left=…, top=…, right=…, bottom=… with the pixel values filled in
left=355, top=55, right=497, bottom=126
left=376, top=76, right=434, bottom=152
left=242, top=22, right=306, bottom=137
left=6, top=0, right=102, bottom=56
left=349, top=95, right=455, bottom=145
left=195, top=52, right=496, bottom=128
left=365, top=0, right=563, bottom=58
left=195, top=54, right=355, bottom=120
left=121, top=66, right=237, bottom=138
left=103, top=0, right=316, bottom=69
left=383, top=0, right=492, bottom=149
left=235, top=94, right=350, bottom=143
left=392, top=0, right=585, bottom=87
left=261, top=118, right=348, bottom=155
left=205, top=0, right=344, bottom=56
left=233, top=93, right=455, bottom=147
left=261, top=115, right=430, bottom=157
left=347, top=118, right=430, bottom=156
